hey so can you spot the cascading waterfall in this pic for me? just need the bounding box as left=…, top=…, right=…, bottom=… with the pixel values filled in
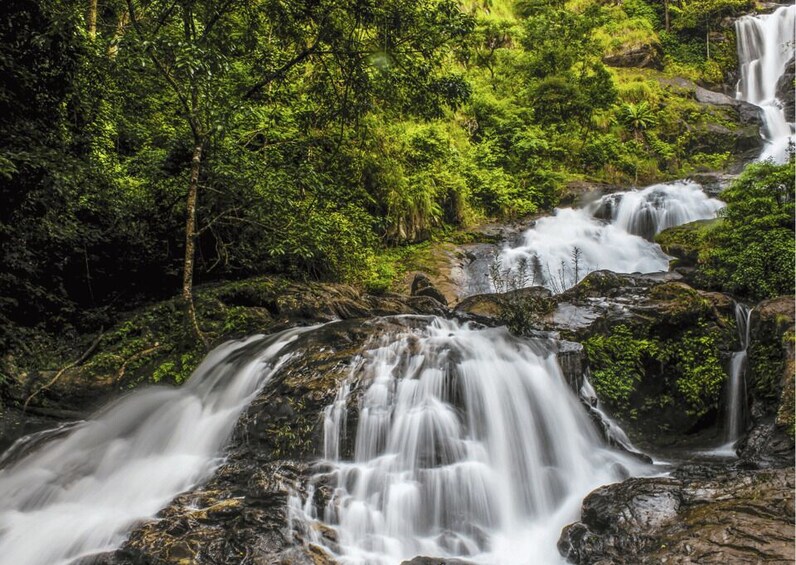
left=295, top=317, right=646, bottom=565
left=492, top=182, right=723, bottom=293
left=724, top=304, right=753, bottom=447
left=0, top=328, right=310, bottom=565
left=735, top=5, right=796, bottom=163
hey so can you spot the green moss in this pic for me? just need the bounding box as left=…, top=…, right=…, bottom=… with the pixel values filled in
left=585, top=313, right=729, bottom=425
left=749, top=340, right=787, bottom=408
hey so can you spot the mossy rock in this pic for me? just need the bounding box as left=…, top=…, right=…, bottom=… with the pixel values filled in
left=655, top=219, right=718, bottom=269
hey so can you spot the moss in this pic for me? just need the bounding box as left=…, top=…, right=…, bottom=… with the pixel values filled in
left=749, top=340, right=787, bottom=409
left=649, top=282, right=713, bottom=325
left=776, top=345, right=795, bottom=436
left=585, top=306, right=730, bottom=429
left=664, top=325, right=727, bottom=418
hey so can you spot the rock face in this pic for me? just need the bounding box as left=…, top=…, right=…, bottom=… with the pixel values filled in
left=739, top=295, right=795, bottom=468
left=775, top=56, right=795, bottom=122
left=695, top=86, right=763, bottom=127
left=559, top=466, right=796, bottom=564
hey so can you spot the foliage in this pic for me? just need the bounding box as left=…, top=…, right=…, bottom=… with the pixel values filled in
left=700, top=160, right=795, bottom=300
left=0, top=0, right=766, bottom=353
left=585, top=314, right=729, bottom=422
left=585, top=326, right=658, bottom=417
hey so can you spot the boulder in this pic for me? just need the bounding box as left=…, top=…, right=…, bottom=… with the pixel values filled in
left=410, top=272, right=449, bottom=306
left=559, top=466, right=795, bottom=564
left=539, top=272, right=738, bottom=447
left=695, top=86, right=763, bottom=126
left=775, top=56, right=795, bottom=122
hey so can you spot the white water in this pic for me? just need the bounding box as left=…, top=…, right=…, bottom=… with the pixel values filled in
left=736, top=5, right=796, bottom=162
left=494, top=182, right=723, bottom=293
left=0, top=328, right=309, bottom=565
left=724, top=304, right=753, bottom=445
left=295, top=318, right=646, bottom=565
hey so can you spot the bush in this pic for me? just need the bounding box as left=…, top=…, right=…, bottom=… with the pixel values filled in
left=701, top=160, right=795, bottom=300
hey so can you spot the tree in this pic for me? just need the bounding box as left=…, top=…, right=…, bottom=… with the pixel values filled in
left=119, top=0, right=473, bottom=344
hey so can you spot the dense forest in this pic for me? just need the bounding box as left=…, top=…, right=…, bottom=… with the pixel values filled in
left=4, top=0, right=785, bottom=353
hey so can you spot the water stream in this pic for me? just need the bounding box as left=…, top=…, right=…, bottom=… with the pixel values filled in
left=723, top=303, right=753, bottom=447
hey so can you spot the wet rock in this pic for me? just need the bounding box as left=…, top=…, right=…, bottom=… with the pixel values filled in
left=557, top=341, right=586, bottom=391
left=559, top=467, right=795, bottom=564
left=776, top=56, right=795, bottom=123
left=740, top=295, right=795, bottom=468
left=540, top=272, right=738, bottom=446
left=454, top=286, right=553, bottom=325
left=411, top=272, right=449, bottom=306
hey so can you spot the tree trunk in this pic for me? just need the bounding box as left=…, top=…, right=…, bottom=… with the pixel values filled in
left=664, top=0, right=670, bottom=32
left=183, top=141, right=207, bottom=347
left=88, top=0, right=98, bottom=39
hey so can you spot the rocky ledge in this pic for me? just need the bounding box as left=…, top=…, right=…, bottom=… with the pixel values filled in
left=559, top=465, right=795, bottom=564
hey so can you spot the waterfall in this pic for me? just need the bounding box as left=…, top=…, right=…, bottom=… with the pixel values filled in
left=295, top=317, right=646, bottom=565
left=724, top=303, right=753, bottom=446
left=735, top=5, right=796, bottom=163
left=491, top=181, right=723, bottom=293
left=0, top=328, right=310, bottom=565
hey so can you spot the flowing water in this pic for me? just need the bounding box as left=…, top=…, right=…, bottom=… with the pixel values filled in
left=724, top=304, right=753, bottom=446
left=0, top=328, right=311, bottom=565
left=294, top=318, right=647, bottom=564
left=479, top=182, right=723, bottom=294
left=736, top=5, right=796, bottom=163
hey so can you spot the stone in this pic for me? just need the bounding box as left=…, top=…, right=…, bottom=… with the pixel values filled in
left=559, top=467, right=796, bottom=564
left=775, top=56, right=795, bottom=122
left=410, top=272, right=449, bottom=306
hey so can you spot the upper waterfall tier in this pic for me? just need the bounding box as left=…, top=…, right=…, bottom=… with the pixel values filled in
left=485, top=181, right=723, bottom=294
left=736, top=5, right=796, bottom=162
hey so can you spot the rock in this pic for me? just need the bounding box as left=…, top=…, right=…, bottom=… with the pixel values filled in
left=776, top=56, right=795, bottom=122
left=557, top=340, right=586, bottom=391
left=740, top=295, right=795, bottom=468
left=695, top=87, right=763, bottom=126
left=685, top=173, right=737, bottom=196
left=559, top=467, right=796, bottom=564
left=454, top=286, right=553, bottom=325
left=695, top=86, right=736, bottom=106
left=603, top=44, right=662, bottom=70
left=689, top=122, right=763, bottom=157
left=541, top=272, right=738, bottom=447
left=410, top=272, right=449, bottom=306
